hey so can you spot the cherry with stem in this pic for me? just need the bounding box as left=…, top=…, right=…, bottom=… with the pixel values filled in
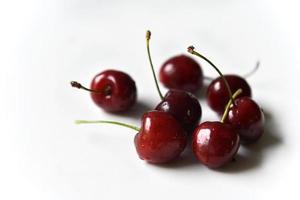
left=75, top=111, right=187, bottom=164
left=70, top=70, right=137, bottom=112
left=146, top=31, right=202, bottom=134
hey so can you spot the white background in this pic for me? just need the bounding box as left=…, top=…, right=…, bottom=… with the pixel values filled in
left=0, top=0, right=299, bottom=199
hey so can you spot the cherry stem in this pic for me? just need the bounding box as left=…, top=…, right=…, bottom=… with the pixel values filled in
left=75, top=120, right=140, bottom=131
left=220, top=88, right=243, bottom=123
left=146, top=30, right=164, bottom=100
left=244, top=61, right=260, bottom=78
left=70, top=81, right=111, bottom=94
left=187, top=46, right=234, bottom=104
left=203, top=61, right=260, bottom=81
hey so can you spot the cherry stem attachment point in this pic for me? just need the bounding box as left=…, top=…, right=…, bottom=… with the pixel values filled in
left=146, top=30, right=164, bottom=100
left=221, top=88, right=243, bottom=123
left=70, top=81, right=111, bottom=94
left=75, top=120, right=140, bottom=131
left=187, top=46, right=234, bottom=104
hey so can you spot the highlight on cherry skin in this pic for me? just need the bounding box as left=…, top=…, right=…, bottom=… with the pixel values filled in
left=188, top=46, right=265, bottom=145
left=71, top=69, right=137, bottom=113
left=146, top=30, right=202, bottom=134
left=76, top=111, right=187, bottom=164
left=159, top=54, right=203, bottom=94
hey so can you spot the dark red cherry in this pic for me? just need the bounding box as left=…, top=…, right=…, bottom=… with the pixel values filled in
left=207, top=75, right=251, bottom=115
left=90, top=70, right=137, bottom=112
left=192, top=121, right=240, bottom=168
left=225, top=97, right=265, bottom=144
left=155, top=90, right=202, bottom=134
left=134, top=111, right=187, bottom=163
left=159, top=55, right=203, bottom=94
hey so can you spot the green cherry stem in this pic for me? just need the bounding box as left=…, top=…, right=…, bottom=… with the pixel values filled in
left=75, top=120, right=140, bottom=131
left=70, top=81, right=111, bottom=94
left=187, top=46, right=234, bottom=104
left=220, top=88, right=243, bottom=123
left=146, top=30, right=164, bottom=100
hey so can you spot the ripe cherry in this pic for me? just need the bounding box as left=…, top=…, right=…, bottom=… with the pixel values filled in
left=146, top=31, right=201, bottom=134
left=155, top=90, right=202, bottom=133
left=76, top=110, right=187, bottom=164
left=207, top=75, right=251, bottom=115
left=71, top=69, right=137, bottom=112
left=192, top=121, right=240, bottom=168
left=159, top=55, right=203, bottom=94
left=225, top=97, right=265, bottom=144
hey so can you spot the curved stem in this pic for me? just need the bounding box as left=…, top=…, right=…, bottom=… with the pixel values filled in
left=187, top=46, right=234, bottom=104
left=244, top=61, right=260, bottom=78
left=146, top=30, right=163, bottom=100
left=221, top=89, right=243, bottom=123
left=75, top=120, right=140, bottom=131
left=70, top=81, right=111, bottom=94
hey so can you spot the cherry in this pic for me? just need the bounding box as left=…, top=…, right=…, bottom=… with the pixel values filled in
left=76, top=110, right=187, bottom=164
left=146, top=31, right=201, bottom=133
left=225, top=97, right=265, bottom=144
left=207, top=75, right=251, bottom=115
left=159, top=55, right=203, bottom=94
left=71, top=69, right=137, bottom=112
left=192, top=121, right=240, bottom=168
left=155, top=90, right=202, bottom=133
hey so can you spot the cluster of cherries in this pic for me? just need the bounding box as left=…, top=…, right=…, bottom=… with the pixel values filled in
left=71, top=31, right=265, bottom=168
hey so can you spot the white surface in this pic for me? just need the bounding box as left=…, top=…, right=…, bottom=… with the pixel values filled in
left=0, top=0, right=299, bottom=199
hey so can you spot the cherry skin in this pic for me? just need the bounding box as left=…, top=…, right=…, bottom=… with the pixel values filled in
left=90, top=70, right=137, bottom=112
left=207, top=74, right=251, bottom=115
left=192, top=121, right=240, bottom=168
left=225, top=97, right=265, bottom=144
left=159, top=55, right=203, bottom=94
left=155, top=90, right=202, bottom=134
left=134, top=111, right=187, bottom=164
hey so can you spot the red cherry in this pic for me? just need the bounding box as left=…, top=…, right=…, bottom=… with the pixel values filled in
left=135, top=111, right=187, bottom=163
left=207, top=75, right=251, bottom=115
left=159, top=55, right=203, bottom=93
left=76, top=111, right=187, bottom=164
left=71, top=69, right=137, bottom=112
left=225, top=97, right=265, bottom=144
left=155, top=90, right=202, bottom=133
left=192, top=121, right=240, bottom=168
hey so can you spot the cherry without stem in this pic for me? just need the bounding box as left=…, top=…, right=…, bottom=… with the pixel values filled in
left=71, top=69, right=137, bottom=113
left=159, top=54, right=203, bottom=94
left=146, top=31, right=202, bottom=134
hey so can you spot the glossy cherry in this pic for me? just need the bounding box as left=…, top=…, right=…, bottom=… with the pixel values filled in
left=76, top=111, right=187, bottom=164
left=155, top=89, right=202, bottom=133
left=192, top=121, right=240, bottom=168
left=207, top=75, right=251, bottom=115
left=135, top=111, right=187, bottom=163
left=225, top=97, right=264, bottom=144
left=146, top=31, right=202, bottom=133
left=71, top=69, right=137, bottom=112
left=159, top=55, right=203, bottom=94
